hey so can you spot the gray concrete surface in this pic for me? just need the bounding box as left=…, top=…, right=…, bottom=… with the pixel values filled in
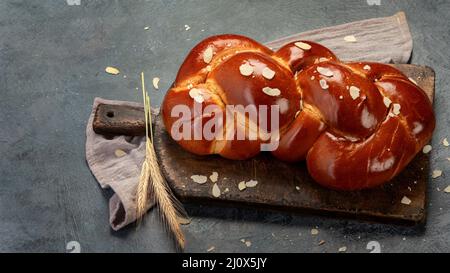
left=0, top=0, right=449, bottom=253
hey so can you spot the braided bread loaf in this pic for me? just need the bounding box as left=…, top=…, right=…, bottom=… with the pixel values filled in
left=162, top=34, right=435, bottom=190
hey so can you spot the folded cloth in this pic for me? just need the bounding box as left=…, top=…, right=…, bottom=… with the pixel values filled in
left=86, top=98, right=158, bottom=230
left=266, top=12, right=412, bottom=63
left=86, top=12, right=413, bottom=230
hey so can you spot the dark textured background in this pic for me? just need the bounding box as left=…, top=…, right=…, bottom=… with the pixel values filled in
left=0, top=0, right=449, bottom=253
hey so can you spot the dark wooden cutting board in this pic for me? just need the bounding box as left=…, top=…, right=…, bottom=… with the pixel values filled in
left=93, top=64, right=435, bottom=225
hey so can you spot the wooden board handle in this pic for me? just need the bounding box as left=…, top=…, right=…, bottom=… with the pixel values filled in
left=93, top=104, right=146, bottom=136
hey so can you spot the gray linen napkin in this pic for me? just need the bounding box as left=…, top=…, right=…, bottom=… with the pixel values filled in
left=86, top=12, right=413, bottom=230
left=266, top=11, right=412, bottom=63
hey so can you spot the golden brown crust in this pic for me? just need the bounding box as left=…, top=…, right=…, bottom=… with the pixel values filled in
left=161, top=34, right=435, bottom=190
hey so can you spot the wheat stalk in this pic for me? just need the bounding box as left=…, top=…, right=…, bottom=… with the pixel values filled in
left=136, top=72, right=188, bottom=250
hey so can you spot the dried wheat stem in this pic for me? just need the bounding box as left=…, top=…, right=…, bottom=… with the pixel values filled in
left=135, top=72, right=187, bottom=250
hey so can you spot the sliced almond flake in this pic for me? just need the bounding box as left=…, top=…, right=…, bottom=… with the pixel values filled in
left=311, top=228, right=319, bottom=235
left=105, top=66, right=120, bottom=75
left=444, top=186, right=450, bottom=193
left=245, top=241, right=252, bottom=247
left=114, top=149, right=127, bottom=157
left=209, top=172, right=219, bottom=183
left=178, top=217, right=191, bottom=225
left=203, top=47, right=213, bottom=64
left=191, top=175, right=207, bottom=184
left=206, top=65, right=212, bottom=72
left=224, top=188, right=230, bottom=193
left=318, top=240, right=326, bottom=246
left=409, top=77, right=418, bottom=85
left=189, top=88, right=204, bottom=103
left=317, top=67, right=334, bottom=77
left=401, top=196, right=412, bottom=205
left=295, top=110, right=301, bottom=118
left=245, top=180, right=258, bottom=188
left=295, top=186, right=300, bottom=191
left=238, top=181, right=247, bottom=191
left=152, top=77, right=160, bottom=89
left=294, top=42, right=312, bottom=50
left=207, top=246, right=215, bottom=252
left=144, top=26, right=150, bottom=30
left=262, top=87, right=281, bottom=97
left=239, top=63, right=253, bottom=76
left=189, top=88, right=201, bottom=98
left=338, top=246, right=347, bottom=252
left=349, top=86, right=360, bottom=100
left=412, top=122, right=424, bottom=135
left=212, top=183, right=221, bottom=197
left=319, top=57, right=328, bottom=62
left=310, top=76, right=315, bottom=80
left=382, top=97, right=391, bottom=108
left=432, top=169, right=443, bottom=179
left=262, top=67, right=276, bottom=80
left=187, top=83, right=194, bottom=89
left=344, top=35, right=357, bottom=43
left=319, top=79, right=329, bottom=90
left=363, top=65, right=371, bottom=71
left=240, top=239, right=246, bottom=243
left=276, top=98, right=289, bottom=114
left=442, top=138, right=449, bottom=147
left=392, top=103, right=401, bottom=115
left=422, top=145, right=432, bottom=154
